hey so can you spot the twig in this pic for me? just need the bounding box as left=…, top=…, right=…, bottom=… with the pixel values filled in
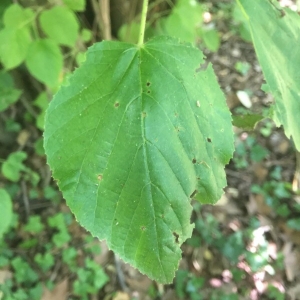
left=101, top=0, right=111, bottom=40
left=114, top=254, right=128, bottom=291
left=20, top=96, right=38, bottom=118
left=293, top=151, right=300, bottom=192
left=50, top=260, right=61, bottom=282
left=21, top=180, right=30, bottom=219
left=91, top=0, right=112, bottom=40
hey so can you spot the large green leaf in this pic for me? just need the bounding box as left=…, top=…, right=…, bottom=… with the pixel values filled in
left=44, top=36, right=233, bottom=283
left=0, top=189, right=13, bottom=239
left=25, top=39, right=63, bottom=88
left=238, top=0, right=300, bottom=150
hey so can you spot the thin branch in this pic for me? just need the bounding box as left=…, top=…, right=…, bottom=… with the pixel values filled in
left=101, top=0, right=111, bottom=40
left=91, top=0, right=112, bottom=40
left=114, top=254, right=128, bottom=291
left=21, top=180, right=30, bottom=219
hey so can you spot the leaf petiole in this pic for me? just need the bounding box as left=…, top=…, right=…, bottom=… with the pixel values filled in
left=138, top=0, right=149, bottom=46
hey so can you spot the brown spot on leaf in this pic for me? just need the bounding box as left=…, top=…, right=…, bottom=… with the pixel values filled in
left=173, top=232, right=179, bottom=243
left=207, top=138, right=212, bottom=143
left=114, top=102, right=120, bottom=108
left=146, top=82, right=151, bottom=86
left=97, top=174, right=103, bottom=181
left=141, top=226, right=146, bottom=231
left=192, top=158, right=197, bottom=164
left=190, top=190, right=198, bottom=198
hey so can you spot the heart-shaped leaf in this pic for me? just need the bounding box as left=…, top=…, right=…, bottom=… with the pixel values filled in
left=44, top=36, right=233, bottom=283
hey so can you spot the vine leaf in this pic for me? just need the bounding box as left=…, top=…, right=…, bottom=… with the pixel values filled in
left=238, top=0, right=300, bottom=150
left=0, top=189, right=13, bottom=239
left=44, top=36, right=234, bottom=283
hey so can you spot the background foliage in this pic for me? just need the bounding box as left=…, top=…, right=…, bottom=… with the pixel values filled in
left=0, top=0, right=300, bottom=299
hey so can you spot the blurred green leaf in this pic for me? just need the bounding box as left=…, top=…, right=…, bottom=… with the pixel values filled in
left=24, top=216, right=44, bottom=234
left=34, top=253, right=54, bottom=272
left=287, top=218, right=300, bottom=231
left=118, top=21, right=140, bottom=44
left=0, top=189, right=13, bottom=239
left=239, top=0, right=300, bottom=150
left=33, top=92, right=49, bottom=130
left=232, top=114, right=264, bottom=130
left=250, top=144, right=269, bottom=162
left=81, top=28, right=92, bottom=42
left=235, top=61, right=251, bottom=75
left=63, top=0, right=86, bottom=12
left=0, top=27, right=31, bottom=69
left=202, top=28, right=220, bottom=52
left=75, top=51, right=86, bottom=66
left=1, top=151, right=27, bottom=182
left=0, top=0, right=11, bottom=29
left=40, top=6, right=79, bottom=47
left=3, top=4, right=34, bottom=29
left=0, top=71, right=22, bottom=111
left=11, top=257, right=39, bottom=284
left=25, top=39, right=63, bottom=87
left=157, top=0, right=203, bottom=43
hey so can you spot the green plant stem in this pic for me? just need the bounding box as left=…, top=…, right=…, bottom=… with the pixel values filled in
left=138, top=0, right=149, bottom=46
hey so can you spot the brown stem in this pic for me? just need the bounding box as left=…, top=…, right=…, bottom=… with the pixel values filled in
left=91, top=0, right=112, bottom=40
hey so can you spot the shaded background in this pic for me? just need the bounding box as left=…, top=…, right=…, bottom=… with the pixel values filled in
left=0, top=0, right=300, bottom=299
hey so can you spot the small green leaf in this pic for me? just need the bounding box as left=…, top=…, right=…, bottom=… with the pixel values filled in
left=33, top=92, right=49, bottom=130
left=157, top=0, right=203, bottom=43
left=287, top=219, right=300, bottom=231
left=238, top=0, right=300, bottom=150
left=0, top=71, right=22, bottom=112
left=34, top=253, right=54, bottom=271
left=3, top=4, right=34, bottom=29
left=202, top=28, right=220, bottom=52
left=11, top=257, right=39, bottom=284
left=62, top=0, right=86, bottom=12
left=118, top=21, right=140, bottom=44
left=250, top=144, right=269, bottom=162
left=44, top=36, right=234, bottom=283
left=75, top=51, right=86, bottom=66
left=0, top=0, right=11, bottom=29
left=232, top=114, right=264, bottom=129
left=0, top=27, right=31, bottom=69
left=0, top=189, right=13, bottom=239
left=24, top=216, right=45, bottom=234
left=1, top=151, right=27, bottom=182
left=81, top=28, right=92, bottom=42
left=25, top=39, right=63, bottom=87
left=39, top=6, right=79, bottom=47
